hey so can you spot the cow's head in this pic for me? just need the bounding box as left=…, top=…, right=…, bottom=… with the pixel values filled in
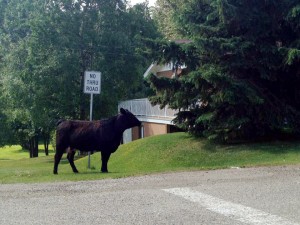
left=119, top=108, right=141, bottom=130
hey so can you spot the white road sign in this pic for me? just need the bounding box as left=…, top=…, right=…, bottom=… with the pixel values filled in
left=84, top=71, right=101, bottom=94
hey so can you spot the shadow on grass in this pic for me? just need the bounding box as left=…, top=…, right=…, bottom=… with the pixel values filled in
left=187, top=134, right=300, bottom=154
left=45, top=158, right=69, bottom=164
left=239, top=142, right=300, bottom=154
left=16, top=148, right=28, bottom=153
left=212, top=141, right=300, bottom=154
left=15, top=148, right=55, bottom=154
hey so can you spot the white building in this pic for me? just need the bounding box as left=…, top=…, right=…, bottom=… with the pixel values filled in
left=119, top=61, right=187, bottom=143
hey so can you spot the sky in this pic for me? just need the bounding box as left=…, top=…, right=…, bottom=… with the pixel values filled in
left=130, top=0, right=157, bottom=7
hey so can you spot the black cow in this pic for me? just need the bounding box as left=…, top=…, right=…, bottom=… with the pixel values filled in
left=53, top=108, right=141, bottom=174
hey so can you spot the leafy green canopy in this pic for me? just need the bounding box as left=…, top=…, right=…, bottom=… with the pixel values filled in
left=148, top=0, right=300, bottom=142
left=0, top=0, right=160, bottom=148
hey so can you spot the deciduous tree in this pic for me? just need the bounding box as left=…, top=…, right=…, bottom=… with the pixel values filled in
left=0, top=0, right=159, bottom=154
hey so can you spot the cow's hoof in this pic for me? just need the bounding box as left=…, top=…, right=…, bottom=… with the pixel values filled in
left=101, top=170, right=108, bottom=173
left=73, top=170, right=79, bottom=173
left=53, top=171, right=58, bottom=175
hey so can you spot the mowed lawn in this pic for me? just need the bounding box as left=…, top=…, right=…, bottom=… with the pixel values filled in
left=0, top=132, right=300, bottom=184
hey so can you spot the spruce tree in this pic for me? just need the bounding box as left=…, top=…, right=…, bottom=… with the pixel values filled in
left=148, top=0, right=300, bottom=142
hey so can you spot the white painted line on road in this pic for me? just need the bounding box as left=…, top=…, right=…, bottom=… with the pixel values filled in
left=163, top=188, right=299, bottom=225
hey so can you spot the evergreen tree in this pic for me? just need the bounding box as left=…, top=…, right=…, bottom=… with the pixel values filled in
left=148, top=0, right=300, bottom=142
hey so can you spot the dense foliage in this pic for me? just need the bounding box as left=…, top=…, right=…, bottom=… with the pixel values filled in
left=149, top=0, right=300, bottom=142
left=0, top=0, right=159, bottom=154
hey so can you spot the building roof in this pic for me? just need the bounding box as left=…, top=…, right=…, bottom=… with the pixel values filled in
left=143, top=39, right=191, bottom=78
left=143, top=63, right=174, bottom=78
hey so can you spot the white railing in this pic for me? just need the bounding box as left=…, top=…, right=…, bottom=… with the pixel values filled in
left=118, top=98, right=178, bottom=122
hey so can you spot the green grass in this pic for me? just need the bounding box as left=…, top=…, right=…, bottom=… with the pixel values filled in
left=0, top=132, right=300, bottom=184
left=0, top=145, right=55, bottom=160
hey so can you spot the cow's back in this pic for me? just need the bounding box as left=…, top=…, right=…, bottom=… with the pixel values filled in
left=56, top=118, right=121, bottom=152
left=67, top=120, right=100, bottom=151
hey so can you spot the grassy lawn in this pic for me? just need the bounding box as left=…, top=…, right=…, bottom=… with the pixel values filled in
left=0, top=145, right=55, bottom=160
left=0, top=132, right=300, bottom=184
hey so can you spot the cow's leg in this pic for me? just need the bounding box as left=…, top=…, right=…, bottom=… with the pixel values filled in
left=101, top=151, right=111, bottom=173
left=67, top=148, right=79, bottom=173
left=53, top=151, right=64, bottom=174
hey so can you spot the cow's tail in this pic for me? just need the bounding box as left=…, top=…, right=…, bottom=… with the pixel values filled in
left=56, top=119, right=65, bottom=126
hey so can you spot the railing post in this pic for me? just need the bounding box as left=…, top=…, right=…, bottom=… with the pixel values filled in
left=165, top=106, right=167, bottom=117
left=145, top=98, right=148, bottom=117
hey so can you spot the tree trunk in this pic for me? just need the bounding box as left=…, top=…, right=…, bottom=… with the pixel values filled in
left=29, top=135, right=39, bottom=158
left=29, top=138, right=34, bottom=158
left=79, top=70, right=86, bottom=155
left=80, top=71, right=86, bottom=120
left=44, top=140, right=49, bottom=156
left=43, top=132, right=50, bottom=156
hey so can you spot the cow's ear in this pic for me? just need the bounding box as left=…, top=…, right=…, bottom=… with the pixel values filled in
left=120, top=108, right=126, bottom=114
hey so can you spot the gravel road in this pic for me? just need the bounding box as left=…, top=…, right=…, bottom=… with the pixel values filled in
left=1, top=166, right=300, bottom=225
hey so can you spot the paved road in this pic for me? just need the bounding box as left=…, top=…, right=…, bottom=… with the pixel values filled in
left=0, top=166, right=300, bottom=225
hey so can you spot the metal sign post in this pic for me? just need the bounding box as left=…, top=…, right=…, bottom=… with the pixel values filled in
left=89, top=93, right=94, bottom=122
left=84, top=71, right=101, bottom=169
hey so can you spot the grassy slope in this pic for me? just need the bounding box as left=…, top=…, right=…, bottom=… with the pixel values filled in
left=0, top=132, right=300, bottom=184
